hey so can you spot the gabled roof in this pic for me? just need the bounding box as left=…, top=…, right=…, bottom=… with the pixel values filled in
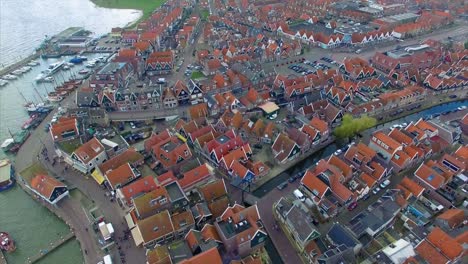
left=397, top=177, right=425, bottom=199
left=436, top=209, right=465, bottom=229
left=301, top=170, right=330, bottom=198
left=171, top=210, right=195, bottom=231
left=179, top=247, right=222, bottom=264
left=133, top=187, right=170, bottom=218
left=119, top=176, right=157, bottom=205
left=136, top=210, right=174, bottom=244
left=180, top=163, right=213, bottom=190
left=272, top=133, right=299, bottom=163
left=30, top=174, right=66, bottom=200
left=200, top=179, right=227, bottom=202
left=309, top=117, right=328, bottom=134
left=73, top=137, right=105, bottom=163
left=105, top=163, right=137, bottom=189
left=415, top=240, right=449, bottom=264
left=414, top=163, right=445, bottom=189
left=99, top=148, right=143, bottom=174
left=50, top=117, right=78, bottom=141
left=328, top=155, right=352, bottom=178
left=426, top=227, right=463, bottom=260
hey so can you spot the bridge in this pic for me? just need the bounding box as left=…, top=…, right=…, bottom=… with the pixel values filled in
left=26, top=232, right=76, bottom=263
left=107, top=106, right=190, bottom=122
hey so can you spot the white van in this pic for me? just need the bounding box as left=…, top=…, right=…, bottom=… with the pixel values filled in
left=293, top=189, right=306, bottom=202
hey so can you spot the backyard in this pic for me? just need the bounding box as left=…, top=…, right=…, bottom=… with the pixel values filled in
left=91, top=0, right=165, bottom=21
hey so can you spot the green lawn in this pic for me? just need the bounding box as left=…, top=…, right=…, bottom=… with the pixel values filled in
left=91, top=0, right=166, bottom=22
left=200, top=9, right=210, bottom=21
left=57, top=138, right=82, bottom=154
left=191, top=71, right=205, bottom=79
left=20, top=162, right=47, bottom=183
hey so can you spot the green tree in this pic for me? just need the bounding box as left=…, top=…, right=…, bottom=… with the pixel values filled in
left=333, top=114, right=376, bottom=139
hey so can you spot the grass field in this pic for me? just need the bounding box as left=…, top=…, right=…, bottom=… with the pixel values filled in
left=200, top=9, right=210, bottom=21
left=20, top=162, right=47, bottom=183
left=91, top=0, right=166, bottom=23
left=191, top=71, right=205, bottom=79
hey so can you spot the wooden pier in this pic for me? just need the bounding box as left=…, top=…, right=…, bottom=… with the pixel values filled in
left=27, top=232, right=75, bottom=263
left=0, top=250, right=7, bottom=264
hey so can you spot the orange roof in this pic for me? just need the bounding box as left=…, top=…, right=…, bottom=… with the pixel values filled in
left=415, top=240, right=449, bottom=264
left=201, top=224, right=221, bottom=242
left=301, top=170, right=329, bottom=198
left=200, top=179, right=227, bottom=202
left=208, top=196, right=229, bottom=218
left=171, top=210, right=195, bottom=231
left=399, top=177, right=425, bottom=198
left=105, top=163, right=136, bottom=189
left=180, top=163, right=212, bottom=190
left=415, top=119, right=438, bottom=134
left=189, top=103, right=209, bottom=120
left=137, top=210, right=174, bottom=244
left=414, top=163, right=445, bottom=189
left=388, top=128, right=413, bottom=145
left=391, top=150, right=411, bottom=168
left=133, top=187, right=170, bottom=218
left=120, top=176, right=157, bottom=205
left=50, top=117, right=78, bottom=142
left=328, top=155, right=352, bottom=178
left=455, top=145, right=468, bottom=160
left=30, top=174, right=66, bottom=199
left=436, top=209, right=465, bottom=229
left=98, top=148, right=143, bottom=174
left=360, top=173, right=377, bottom=188
left=146, top=245, right=171, bottom=264
left=180, top=247, right=222, bottom=264
left=309, top=117, right=328, bottom=134
left=426, top=227, right=463, bottom=260
left=73, top=137, right=104, bottom=163
left=372, top=131, right=402, bottom=154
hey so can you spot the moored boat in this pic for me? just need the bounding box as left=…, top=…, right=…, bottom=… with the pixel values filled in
left=47, top=92, right=64, bottom=102
left=3, top=74, right=17, bottom=80
left=25, top=102, right=54, bottom=114
left=0, top=79, right=8, bottom=87
left=0, top=232, right=16, bottom=252
left=0, top=160, right=15, bottom=192
left=78, top=69, right=90, bottom=75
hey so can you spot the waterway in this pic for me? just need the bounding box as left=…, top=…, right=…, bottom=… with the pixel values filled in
left=0, top=0, right=142, bottom=68
left=253, top=100, right=468, bottom=197
left=0, top=0, right=141, bottom=263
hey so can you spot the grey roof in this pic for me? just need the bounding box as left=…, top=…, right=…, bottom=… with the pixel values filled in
left=76, top=91, right=97, bottom=106
left=327, top=224, right=360, bottom=249
left=284, top=202, right=320, bottom=243
left=165, top=181, right=186, bottom=202
left=361, top=199, right=400, bottom=232
left=98, top=62, right=126, bottom=75
left=317, top=244, right=355, bottom=264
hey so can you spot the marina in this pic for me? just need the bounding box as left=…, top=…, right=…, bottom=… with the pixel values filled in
left=0, top=1, right=142, bottom=263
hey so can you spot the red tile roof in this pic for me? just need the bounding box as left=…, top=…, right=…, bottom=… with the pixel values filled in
left=179, top=163, right=212, bottom=190
left=99, top=148, right=144, bottom=174
left=301, top=170, right=330, bottom=198
left=73, top=137, right=104, bottom=163
left=415, top=240, right=449, bottom=264
left=105, top=163, right=137, bottom=189
left=119, top=176, right=157, bottom=205
left=436, top=209, right=465, bottom=229
left=414, top=163, right=445, bottom=189
left=180, top=247, right=222, bottom=264
left=426, top=227, right=463, bottom=260
left=30, top=174, right=66, bottom=199
left=50, top=117, right=78, bottom=142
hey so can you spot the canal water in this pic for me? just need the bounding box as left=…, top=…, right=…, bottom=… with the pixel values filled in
left=0, top=0, right=141, bottom=263
left=253, top=100, right=468, bottom=197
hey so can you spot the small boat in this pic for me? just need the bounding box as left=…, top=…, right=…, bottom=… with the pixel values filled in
left=63, top=65, right=70, bottom=70
left=79, top=56, right=88, bottom=61
left=43, top=77, right=54, bottom=82
left=2, top=74, right=17, bottom=80
left=47, top=61, right=64, bottom=74
left=25, top=102, right=53, bottom=114
left=47, top=92, right=64, bottom=102
left=85, top=62, right=95, bottom=68
left=27, top=60, right=40, bottom=66
left=1, top=139, right=14, bottom=152
left=0, top=232, right=16, bottom=252
left=20, top=66, right=32, bottom=72
left=0, top=79, right=8, bottom=87
left=78, top=69, right=90, bottom=75
left=22, top=114, right=40, bottom=130
left=11, top=70, right=23, bottom=76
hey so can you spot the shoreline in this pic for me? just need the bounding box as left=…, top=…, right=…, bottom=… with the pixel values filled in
left=0, top=53, right=39, bottom=77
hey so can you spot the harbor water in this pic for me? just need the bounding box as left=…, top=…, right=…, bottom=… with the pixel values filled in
left=0, top=0, right=141, bottom=263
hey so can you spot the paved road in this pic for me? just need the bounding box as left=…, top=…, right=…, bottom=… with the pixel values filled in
left=107, top=106, right=189, bottom=121
left=331, top=23, right=468, bottom=62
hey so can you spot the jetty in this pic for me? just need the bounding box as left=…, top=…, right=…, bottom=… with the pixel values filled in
left=0, top=250, right=7, bottom=264
left=26, top=232, right=75, bottom=263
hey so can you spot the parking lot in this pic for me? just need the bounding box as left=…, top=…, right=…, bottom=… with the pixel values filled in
left=274, top=55, right=341, bottom=76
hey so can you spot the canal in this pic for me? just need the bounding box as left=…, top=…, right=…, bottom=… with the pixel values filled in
left=253, top=99, right=467, bottom=197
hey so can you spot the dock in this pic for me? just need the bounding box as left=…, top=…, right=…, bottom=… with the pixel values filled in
left=0, top=250, right=7, bottom=264
left=26, top=232, right=76, bottom=264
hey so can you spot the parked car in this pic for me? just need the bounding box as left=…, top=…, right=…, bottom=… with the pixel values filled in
left=334, top=149, right=342, bottom=156
left=372, top=187, right=381, bottom=195
left=347, top=202, right=358, bottom=211
left=288, top=177, right=296, bottom=183
left=380, top=179, right=391, bottom=189
left=277, top=182, right=288, bottom=190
